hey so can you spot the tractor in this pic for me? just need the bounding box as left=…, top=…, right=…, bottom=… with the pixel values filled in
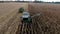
left=20, top=12, right=32, bottom=24
left=19, top=7, right=24, bottom=13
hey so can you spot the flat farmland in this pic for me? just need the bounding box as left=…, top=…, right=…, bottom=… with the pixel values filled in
left=0, top=3, right=60, bottom=34
left=0, top=3, right=28, bottom=34
left=28, top=3, right=60, bottom=34
left=16, top=3, right=60, bottom=34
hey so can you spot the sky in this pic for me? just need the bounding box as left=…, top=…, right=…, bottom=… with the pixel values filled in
left=0, top=0, right=60, bottom=2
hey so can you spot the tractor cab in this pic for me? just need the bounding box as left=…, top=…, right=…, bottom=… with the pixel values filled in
left=21, top=12, right=32, bottom=23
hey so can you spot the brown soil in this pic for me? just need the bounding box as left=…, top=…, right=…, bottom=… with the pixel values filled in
left=28, top=3, right=60, bottom=34
left=0, top=3, right=60, bottom=34
left=16, top=3, right=60, bottom=34
left=0, top=3, right=28, bottom=34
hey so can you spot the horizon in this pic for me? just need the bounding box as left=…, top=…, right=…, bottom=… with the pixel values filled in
left=0, top=0, right=60, bottom=2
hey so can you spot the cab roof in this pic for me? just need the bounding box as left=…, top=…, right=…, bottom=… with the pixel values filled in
left=23, top=12, right=30, bottom=15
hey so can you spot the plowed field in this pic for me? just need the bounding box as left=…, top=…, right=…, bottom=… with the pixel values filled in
left=28, top=3, right=60, bottom=34
left=0, top=3, right=28, bottom=34
left=0, top=3, right=60, bottom=34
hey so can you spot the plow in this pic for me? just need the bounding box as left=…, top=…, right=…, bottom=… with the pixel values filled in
left=16, top=22, right=33, bottom=34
